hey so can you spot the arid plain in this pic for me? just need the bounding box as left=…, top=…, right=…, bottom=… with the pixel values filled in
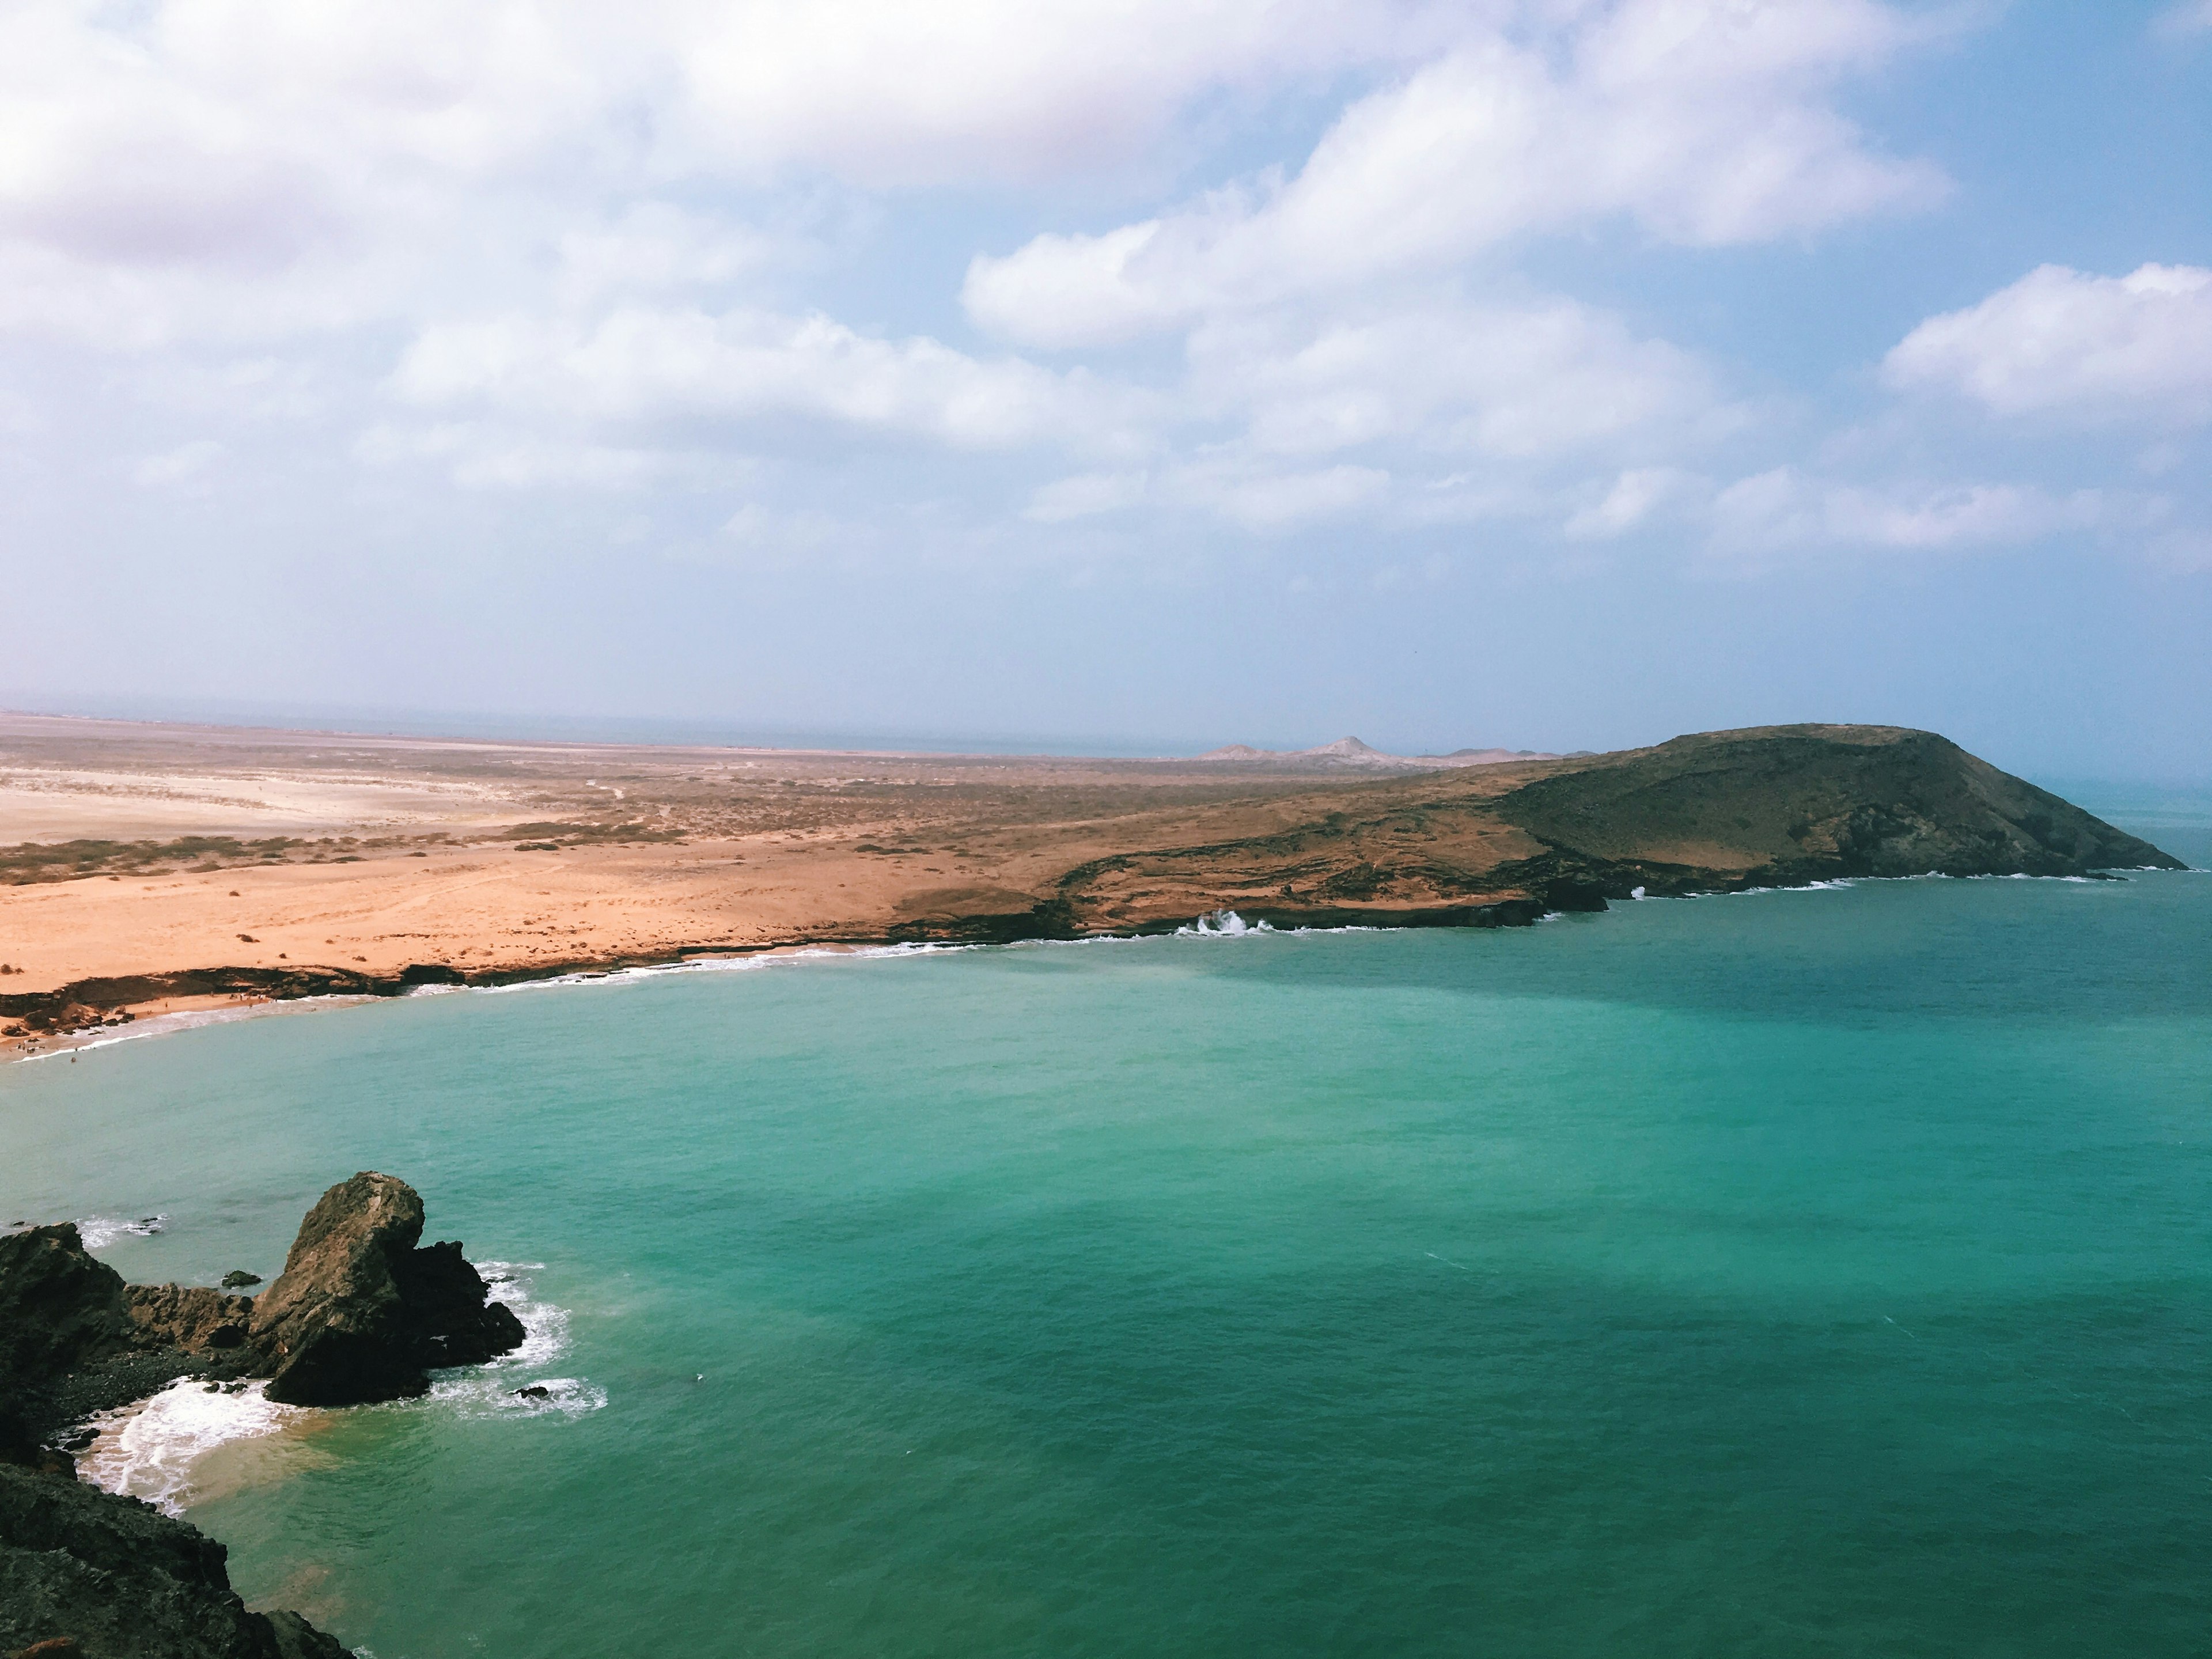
left=0, top=710, right=2171, bottom=1055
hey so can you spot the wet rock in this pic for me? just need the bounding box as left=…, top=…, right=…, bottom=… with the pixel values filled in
left=248, top=1173, right=524, bottom=1406
left=218, top=1271, right=262, bottom=1291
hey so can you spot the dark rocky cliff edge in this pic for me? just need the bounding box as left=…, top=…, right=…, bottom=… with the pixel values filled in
left=1, top=1174, right=523, bottom=1657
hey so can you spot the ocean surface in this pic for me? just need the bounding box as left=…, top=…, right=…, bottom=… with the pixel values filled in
left=3, top=805, right=2208, bottom=1658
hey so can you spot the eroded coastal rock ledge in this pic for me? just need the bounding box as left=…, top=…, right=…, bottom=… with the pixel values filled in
left=1, top=1174, right=523, bottom=1658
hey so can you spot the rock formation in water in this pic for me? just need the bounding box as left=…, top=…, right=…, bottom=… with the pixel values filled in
left=249, top=1172, right=525, bottom=1406
left=0, top=1175, right=524, bottom=1656
left=0, top=1174, right=524, bottom=1419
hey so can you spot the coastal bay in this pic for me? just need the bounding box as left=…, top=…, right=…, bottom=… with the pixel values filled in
left=3, top=864, right=2208, bottom=1656
left=0, top=713, right=2175, bottom=1054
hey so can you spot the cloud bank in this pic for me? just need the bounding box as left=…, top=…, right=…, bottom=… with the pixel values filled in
left=0, top=0, right=2198, bottom=572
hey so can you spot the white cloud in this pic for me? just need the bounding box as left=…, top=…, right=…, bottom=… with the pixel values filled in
left=1192, top=298, right=1736, bottom=461
left=12, top=0, right=2177, bottom=586
left=552, top=206, right=796, bottom=308
left=2152, top=2, right=2212, bottom=39
left=1565, top=467, right=1706, bottom=539
left=131, top=439, right=224, bottom=487
left=1884, top=263, right=2212, bottom=425
left=667, top=0, right=1453, bottom=188
left=1709, top=467, right=2109, bottom=557
left=967, top=0, right=1946, bottom=347
left=0, top=0, right=1437, bottom=349
left=387, top=305, right=1160, bottom=465
left=354, top=421, right=718, bottom=490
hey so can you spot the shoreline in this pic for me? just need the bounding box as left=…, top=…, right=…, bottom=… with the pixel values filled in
left=5, top=718, right=2184, bottom=1065
left=10, top=865, right=2199, bottom=1066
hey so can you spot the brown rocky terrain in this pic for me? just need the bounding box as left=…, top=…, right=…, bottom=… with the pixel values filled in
left=0, top=713, right=2180, bottom=1050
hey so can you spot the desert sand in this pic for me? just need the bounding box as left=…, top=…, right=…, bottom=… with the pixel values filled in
left=0, top=712, right=1561, bottom=1052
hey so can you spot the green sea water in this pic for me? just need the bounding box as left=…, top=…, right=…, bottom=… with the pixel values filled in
left=5, top=836, right=2210, bottom=1656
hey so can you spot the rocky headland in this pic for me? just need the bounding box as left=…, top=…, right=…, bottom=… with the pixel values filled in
left=894, top=724, right=2184, bottom=942
left=1, top=1174, right=524, bottom=1658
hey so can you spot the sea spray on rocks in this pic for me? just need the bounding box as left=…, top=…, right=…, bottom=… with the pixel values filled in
left=78, top=1377, right=306, bottom=1517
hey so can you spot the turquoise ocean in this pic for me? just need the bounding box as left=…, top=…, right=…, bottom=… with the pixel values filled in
left=3, top=801, right=2208, bottom=1658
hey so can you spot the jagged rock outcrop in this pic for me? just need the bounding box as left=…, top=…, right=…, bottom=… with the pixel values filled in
left=0, top=1176, right=523, bottom=1420
left=0, top=1176, right=523, bottom=1656
left=248, top=1172, right=524, bottom=1407
left=0, top=1229, right=261, bottom=1444
left=122, top=1285, right=256, bottom=1355
left=0, top=1227, right=134, bottom=1387
left=0, top=1462, right=345, bottom=1659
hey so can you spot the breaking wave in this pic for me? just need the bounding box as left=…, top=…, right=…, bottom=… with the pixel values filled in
left=75, top=1262, right=600, bottom=1518
left=419, top=1261, right=606, bottom=1422
left=75, top=1214, right=165, bottom=1249
left=1176, top=910, right=1274, bottom=937
left=77, top=1378, right=305, bottom=1517
left=409, top=942, right=973, bottom=1002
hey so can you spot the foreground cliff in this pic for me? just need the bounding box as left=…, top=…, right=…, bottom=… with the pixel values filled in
left=0, top=1463, right=344, bottom=1659
left=0, top=1175, right=522, bottom=1657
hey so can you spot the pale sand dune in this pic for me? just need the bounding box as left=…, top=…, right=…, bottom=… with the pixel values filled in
left=0, top=767, right=522, bottom=843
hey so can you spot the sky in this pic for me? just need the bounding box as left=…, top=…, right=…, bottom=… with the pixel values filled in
left=1, top=1, right=2209, bottom=778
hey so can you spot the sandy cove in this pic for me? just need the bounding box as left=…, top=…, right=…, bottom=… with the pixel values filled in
left=2, top=711, right=2181, bottom=1056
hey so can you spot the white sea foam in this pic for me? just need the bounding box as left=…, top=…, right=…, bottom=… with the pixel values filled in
left=412, top=941, right=974, bottom=1002
left=418, top=1261, right=607, bottom=1421
left=1176, top=910, right=1273, bottom=937
left=76, top=1214, right=165, bottom=1249
left=75, top=1262, right=600, bottom=1518
left=77, top=1378, right=304, bottom=1517
left=1723, top=879, right=1856, bottom=897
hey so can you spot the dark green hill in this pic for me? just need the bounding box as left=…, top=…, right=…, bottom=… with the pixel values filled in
left=1494, top=725, right=2180, bottom=887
